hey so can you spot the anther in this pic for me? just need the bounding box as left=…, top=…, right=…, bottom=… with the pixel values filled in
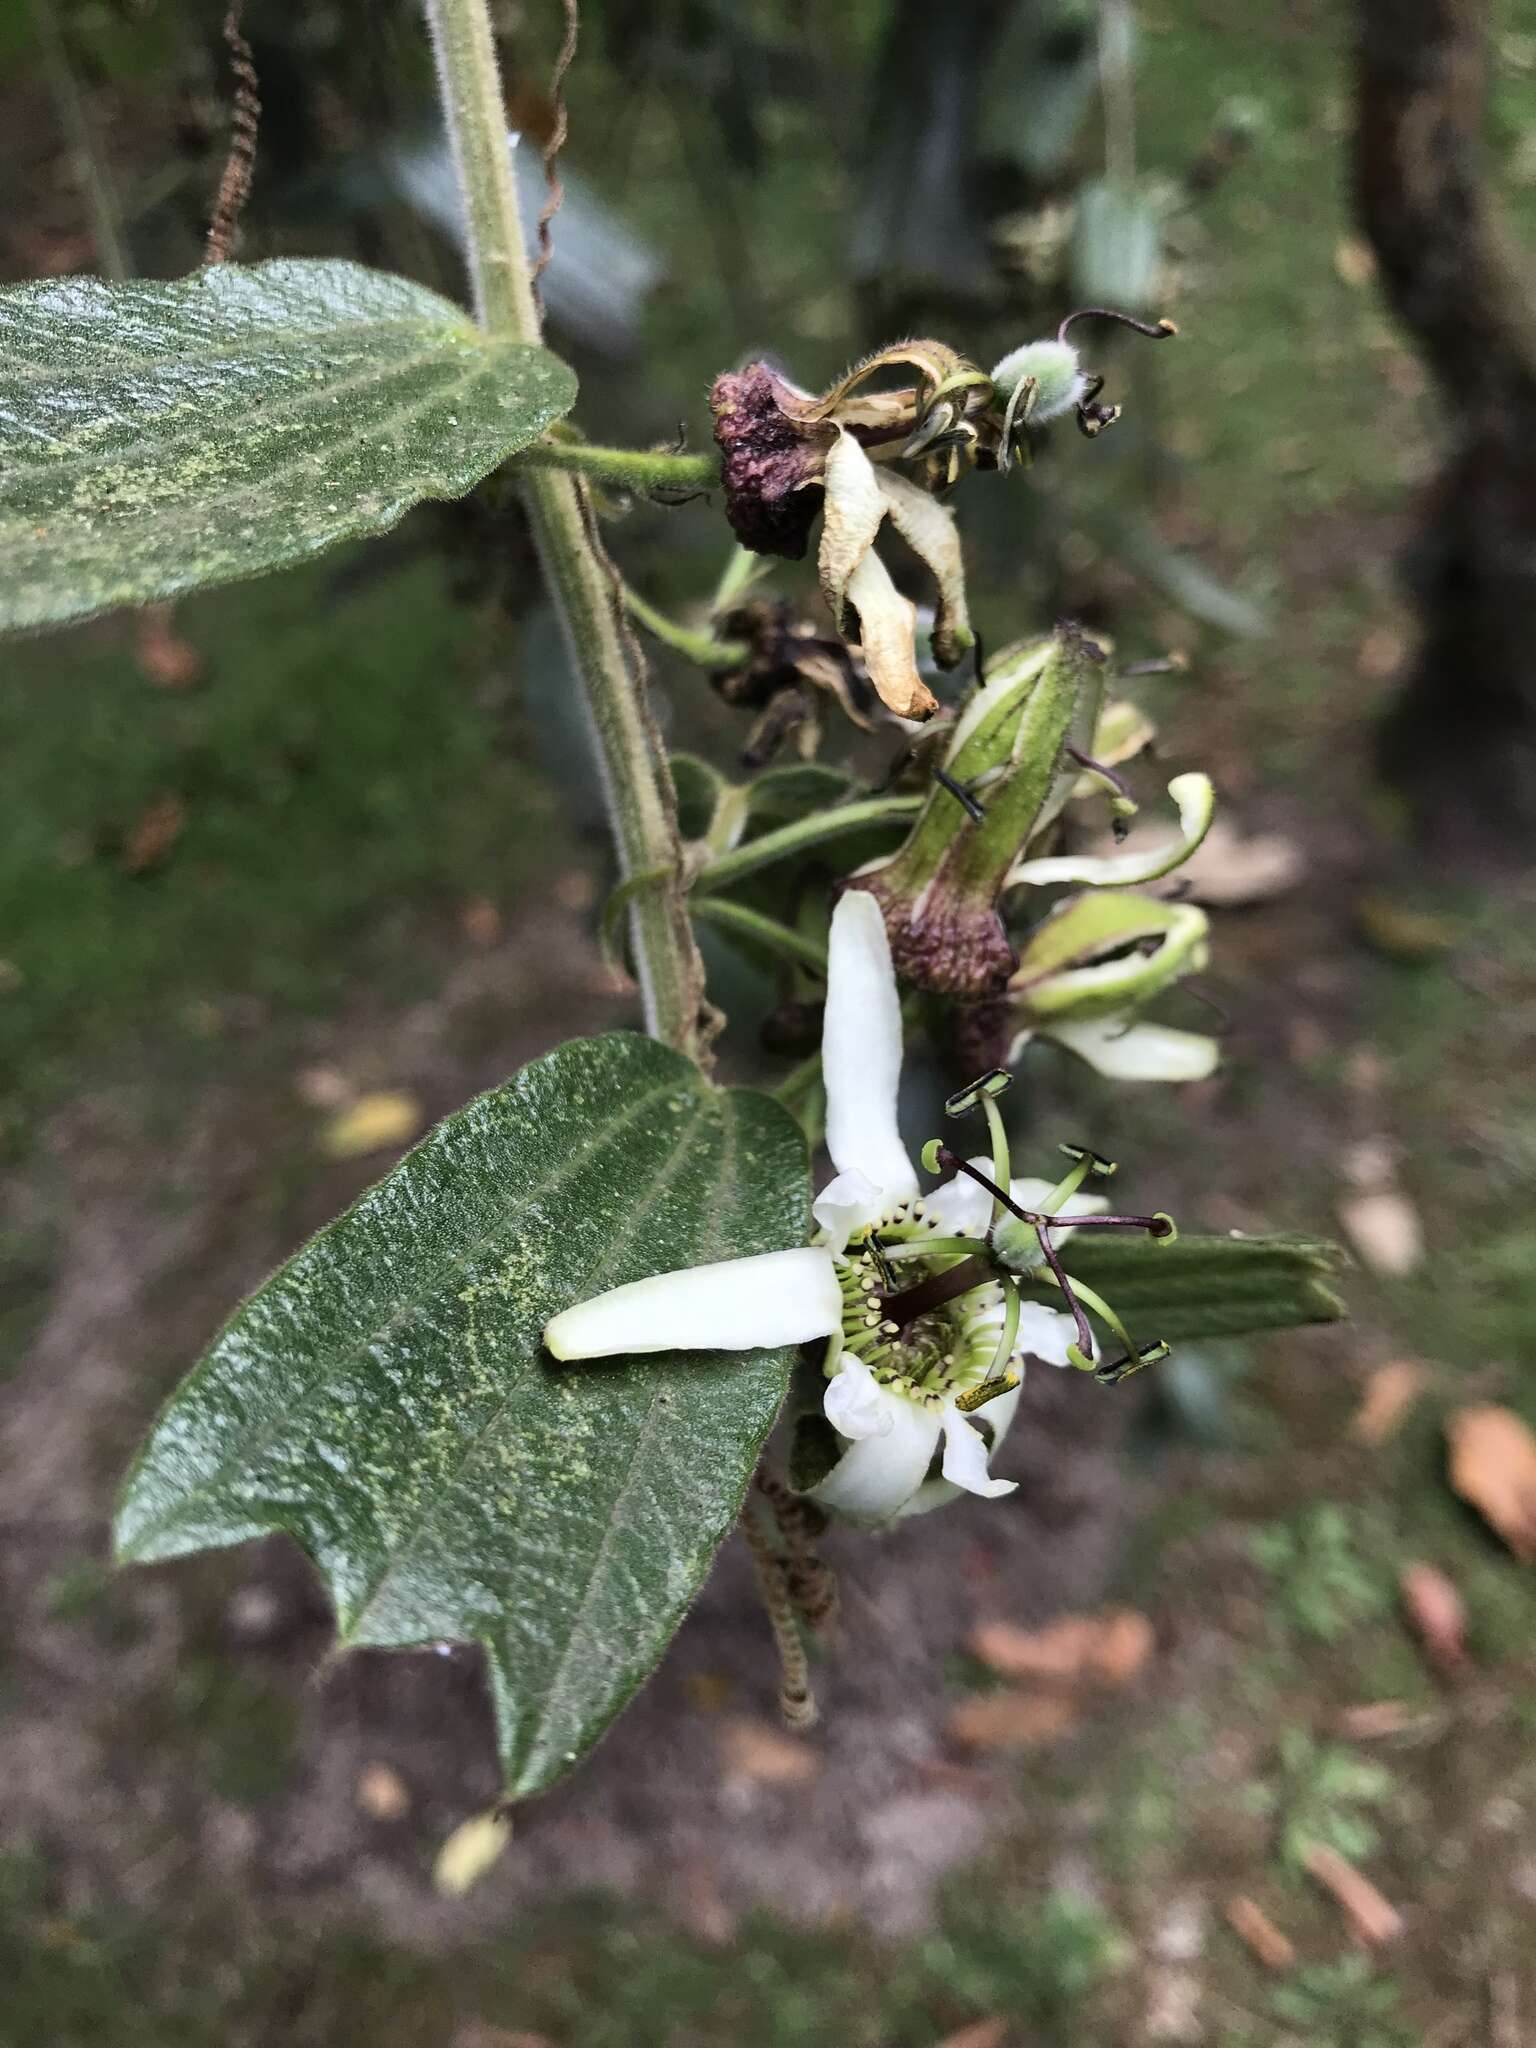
left=1058, top=1142, right=1118, bottom=1179
left=1095, top=1338, right=1171, bottom=1386
left=944, top=1069, right=1012, bottom=1119
left=955, top=1370, right=1021, bottom=1413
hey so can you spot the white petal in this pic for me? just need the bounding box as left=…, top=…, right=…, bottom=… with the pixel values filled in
left=817, top=428, right=885, bottom=629
left=1046, top=1015, right=1220, bottom=1082
left=921, top=1156, right=995, bottom=1237
left=939, top=1408, right=1017, bottom=1499
left=543, top=1246, right=840, bottom=1361
left=822, top=1353, right=897, bottom=1441
left=823, top=894, right=917, bottom=1203
left=812, top=1167, right=887, bottom=1253
left=845, top=547, right=939, bottom=719
left=810, top=1386, right=940, bottom=1522
left=898, top=1382, right=1023, bottom=1519
left=1015, top=1302, right=1075, bottom=1367
left=1008, top=774, right=1216, bottom=889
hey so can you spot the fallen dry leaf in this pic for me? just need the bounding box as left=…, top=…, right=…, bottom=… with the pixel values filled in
left=1224, top=1895, right=1296, bottom=1972
left=0, top=959, right=24, bottom=997
left=946, top=1689, right=1078, bottom=1752
left=433, top=1808, right=512, bottom=1897
left=936, top=2021, right=1009, bottom=2048
left=1300, top=1841, right=1403, bottom=1948
left=321, top=1090, right=423, bottom=1160
left=1399, top=1561, right=1468, bottom=1672
left=1337, top=1188, right=1423, bottom=1278
left=683, top=1671, right=732, bottom=1713
left=356, top=1762, right=411, bottom=1821
left=1354, top=895, right=1460, bottom=961
left=1334, top=1700, right=1417, bottom=1740
left=454, top=2025, right=556, bottom=2048
left=121, top=793, right=187, bottom=874
left=1350, top=1361, right=1426, bottom=1445
left=717, top=1716, right=821, bottom=1786
left=1447, top=1404, right=1536, bottom=1560
left=1354, top=625, right=1406, bottom=680
left=134, top=603, right=205, bottom=690
left=1334, top=235, right=1377, bottom=287
left=968, top=1608, right=1153, bottom=1687
left=294, top=1064, right=352, bottom=1111
left=459, top=895, right=502, bottom=948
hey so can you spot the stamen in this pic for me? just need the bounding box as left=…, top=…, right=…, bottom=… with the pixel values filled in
left=985, top=1275, right=1022, bottom=1382
left=997, top=371, right=1038, bottom=475
left=1057, top=1141, right=1118, bottom=1178
left=942, top=1071, right=1014, bottom=1217
left=943, top=1068, right=1012, bottom=1118
left=955, top=1369, right=1021, bottom=1413
left=1095, top=1337, right=1171, bottom=1387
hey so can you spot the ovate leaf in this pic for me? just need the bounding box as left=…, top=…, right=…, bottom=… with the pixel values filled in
left=1021, top=1232, right=1348, bottom=1342
left=116, top=1033, right=808, bottom=1797
left=0, top=259, right=577, bottom=631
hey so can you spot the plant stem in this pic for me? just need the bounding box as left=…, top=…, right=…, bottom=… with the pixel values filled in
left=690, top=899, right=829, bottom=976
left=622, top=583, right=748, bottom=671
left=519, top=441, right=719, bottom=492
left=424, top=0, right=707, bottom=1059
left=693, top=796, right=923, bottom=896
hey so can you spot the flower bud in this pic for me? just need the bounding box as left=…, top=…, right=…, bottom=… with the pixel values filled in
left=844, top=623, right=1106, bottom=996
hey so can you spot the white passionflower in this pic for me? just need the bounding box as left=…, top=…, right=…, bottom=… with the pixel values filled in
left=545, top=894, right=1109, bottom=1526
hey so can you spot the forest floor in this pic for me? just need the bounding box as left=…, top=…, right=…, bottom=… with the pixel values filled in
left=5, top=2, right=1536, bottom=2044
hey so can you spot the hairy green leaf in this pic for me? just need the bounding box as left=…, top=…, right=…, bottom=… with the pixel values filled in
left=0, top=259, right=577, bottom=631
left=1022, top=1232, right=1348, bottom=1343
left=116, top=1033, right=808, bottom=1797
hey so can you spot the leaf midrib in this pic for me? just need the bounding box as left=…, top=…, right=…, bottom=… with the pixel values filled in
left=2, top=339, right=491, bottom=490
left=517, top=1088, right=747, bottom=1776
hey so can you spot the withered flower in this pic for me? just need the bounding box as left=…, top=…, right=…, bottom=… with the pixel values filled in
left=709, top=343, right=989, bottom=722
left=711, top=595, right=883, bottom=767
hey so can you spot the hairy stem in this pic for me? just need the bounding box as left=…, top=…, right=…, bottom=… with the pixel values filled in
left=520, top=440, right=720, bottom=492
left=424, top=0, right=708, bottom=1057
left=689, top=898, right=830, bottom=976
left=622, top=583, right=749, bottom=671
left=693, top=796, right=923, bottom=896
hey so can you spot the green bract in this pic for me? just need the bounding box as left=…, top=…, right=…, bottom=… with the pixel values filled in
left=115, top=1033, right=809, bottom=1798
left=0, top=259, right=577, bottom=631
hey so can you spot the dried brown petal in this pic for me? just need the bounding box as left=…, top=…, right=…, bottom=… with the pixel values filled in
left=875, top=467, right=974, bottom=668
